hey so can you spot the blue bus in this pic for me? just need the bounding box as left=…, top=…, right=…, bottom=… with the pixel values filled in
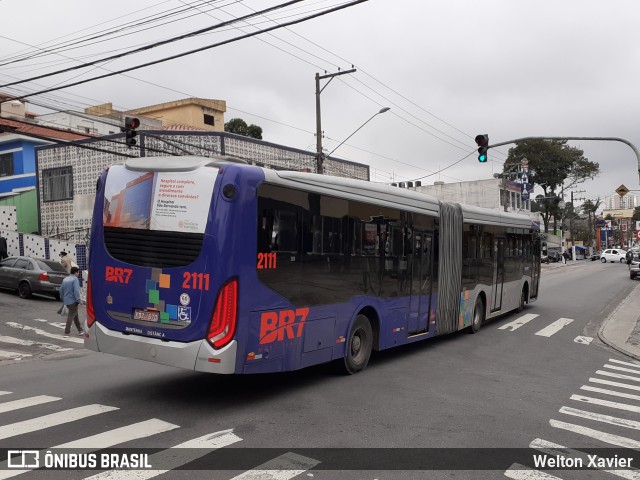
left=85, top=155, right=540, bottom=374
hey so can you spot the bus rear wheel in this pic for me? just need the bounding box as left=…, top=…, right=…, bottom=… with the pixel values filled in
left=470, top=296, right=484, bottom=334
left=517, top=287, right=526, bottom=313
left=344, top=315, right=373, bottom=374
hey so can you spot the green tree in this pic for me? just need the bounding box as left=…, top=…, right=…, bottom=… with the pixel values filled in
left=224, top=118, right=263, bottom=139
left=581, top=198, right=602, bottom=248
left=504, top=140, right=600, bottom=232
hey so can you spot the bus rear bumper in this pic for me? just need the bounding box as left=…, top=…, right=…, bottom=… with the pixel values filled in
left=84, top=321, right=237, bottom=374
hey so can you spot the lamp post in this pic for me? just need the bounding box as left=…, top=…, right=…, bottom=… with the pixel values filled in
left=327, top=107, right=391, bottom=158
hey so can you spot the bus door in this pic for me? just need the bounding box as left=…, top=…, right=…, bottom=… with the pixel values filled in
left=491, top=238, right=505, bottom=312
left=408, top=231, right=433, bottom=334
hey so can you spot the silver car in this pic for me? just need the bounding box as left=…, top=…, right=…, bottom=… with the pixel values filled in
left=0, top=256, right=68, bottom=299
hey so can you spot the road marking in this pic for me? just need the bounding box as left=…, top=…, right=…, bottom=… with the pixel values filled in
left=573, top=336, right=593, bottom=345
left=534, top=318, right=573, bottom=337
left=550, top=419, right=640, bottom=449
left=560, top=406, right=640, bottom=430
left=504, top=464, right=563, bottom=479
left=609, top=358, right=640, bottom=369
left=529, top=438, right=639, bottom=479
left=570, top=394, right=640, bottom=414
left=581, top=385, right=640, bottom=402
left=0, top=404, right=118, bottom=440
left=0, top=392, right=10, bottom=396
left=0, top=419, right=179, bottom=480
left=596, top=370, right=640, bottom=383
left=498, top=314, right=539, bottom=331
left=604, top=364, right=640, bottom=375
left=589, top=377, right=640, bottom=392
left=83, top=428, right=243, bottom=480
left=4, top=322, right=83, bottom=344
left=0, top=335, right=73, bottom=352
left=0, top=350, right=31, bottom=360
left=0, top=395, right=60, bottom=414
left=230, top=452, right=320, bottom=480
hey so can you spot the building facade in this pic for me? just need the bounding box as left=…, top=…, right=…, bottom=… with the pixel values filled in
left=604, top=194, right=638, bottom=210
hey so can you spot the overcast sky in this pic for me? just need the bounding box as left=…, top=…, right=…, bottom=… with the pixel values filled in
left=1, top=0, right=639, bottom=207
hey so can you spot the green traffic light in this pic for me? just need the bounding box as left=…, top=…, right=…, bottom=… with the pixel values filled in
left=479, top=154, right=487, bottom=163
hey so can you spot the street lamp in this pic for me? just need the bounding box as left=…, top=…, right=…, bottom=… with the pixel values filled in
left=327, top=107, right=390, bottom=157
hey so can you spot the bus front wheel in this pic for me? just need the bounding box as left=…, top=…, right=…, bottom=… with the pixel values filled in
left=344, top=315, right=373, bottom=374
left=470, top=297, right=484, bottom=334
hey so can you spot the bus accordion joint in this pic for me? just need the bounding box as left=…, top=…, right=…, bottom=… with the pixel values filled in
left=86, top=273, right=96, bottom=327
left=207, top=278, right=238, bottom=349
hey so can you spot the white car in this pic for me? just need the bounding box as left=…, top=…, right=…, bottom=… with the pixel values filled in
left=600, top=248, right=627, bottom=263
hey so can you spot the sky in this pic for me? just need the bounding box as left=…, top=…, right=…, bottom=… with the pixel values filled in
left=1, top=0, right=639, bottom=209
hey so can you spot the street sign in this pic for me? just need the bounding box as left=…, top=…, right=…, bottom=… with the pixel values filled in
left=637, top=230, right=640, bottom=241
left=636, top=221, right=640, bottom=231
left=621, top=223, right=628, bottom=232
left=616, top=184, right=630, bottom=197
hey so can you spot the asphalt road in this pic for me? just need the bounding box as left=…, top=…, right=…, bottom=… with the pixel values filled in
left=0, top=260, right=638, bottom=480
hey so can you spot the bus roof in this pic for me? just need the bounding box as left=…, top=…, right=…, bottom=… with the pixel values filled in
left=122, top=155, right=535, bottom=229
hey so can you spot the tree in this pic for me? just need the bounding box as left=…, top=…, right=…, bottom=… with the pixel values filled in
left=224, top=118, right=263, bottom=139
left=504, top=139, right=600, bottom=232
left=581, top=198, right=602, bottom=248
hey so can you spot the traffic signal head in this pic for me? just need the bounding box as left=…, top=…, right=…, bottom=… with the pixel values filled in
left=475, top=134, right=489, bottom=163
left=123, top=117, right=140, bottom=147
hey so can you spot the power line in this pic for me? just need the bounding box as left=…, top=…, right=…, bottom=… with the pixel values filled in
left=5, top=0, right=369, bottom=102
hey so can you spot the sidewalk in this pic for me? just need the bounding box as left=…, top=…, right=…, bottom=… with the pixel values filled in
left=599, top=280, right=640, bottom=361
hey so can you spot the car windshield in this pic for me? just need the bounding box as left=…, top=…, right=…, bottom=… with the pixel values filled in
left=35, top=259, right=67, bottom=273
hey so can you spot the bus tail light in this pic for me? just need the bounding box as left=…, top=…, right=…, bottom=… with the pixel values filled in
left=86, top=274, right=96, bottom=327
left=207, top=278, right=238, bottom=349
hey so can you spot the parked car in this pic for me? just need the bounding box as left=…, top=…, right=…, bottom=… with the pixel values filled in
left=600, top=248, right=627, bottom=263
left=0, top=256, right=68, bottom=299
left=540, top=254, right=550, bottom=264
left=630, top=254, right=640, bottom=280
left=590, top=251, right=601, bottom=261
left=548, top=252, right=561, bottom=263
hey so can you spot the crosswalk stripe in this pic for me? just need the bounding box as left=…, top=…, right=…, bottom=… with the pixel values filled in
left=504, top=463, right=564, bottom=479
left=82, top=428, right=242, bottom=480
left=571, top=394, right=640, bottom=414
left=604, top=364, right=640, bottom=375
left=0, top=350, right=31, bottom=360
left=0, top=395, right=60, bottom=414
left=550, top=419, right=640, bottom=449
left=498, top=314, right=539, bottom=331
left=529, top=438, right=639, bottom=480
left=0, top=392, right=10, bottom=396
left=0, top=404, right=118, bottom=440
left=581, top=385, right=640, bottom=402
left=5, top=322, right=83, bottom=344
left=534, top=318, right=573, bottom=337
left=560, top=406, right=640, bottom=430
left=0, top=335, right=73, bottom=352
left=229, top=452, right=320, bottom=480
left=31, top=319, right=64, bottom=330
left=596, top=370, right=640, bottom=383
left=590, top=377, right=640, bottom=392
left=609, top=358, right=640, bottom=369
left=0, top=419, right=180, bottom=480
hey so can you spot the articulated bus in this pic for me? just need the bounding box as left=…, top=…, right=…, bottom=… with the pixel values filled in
left=85, top=155, right=541, bottom=374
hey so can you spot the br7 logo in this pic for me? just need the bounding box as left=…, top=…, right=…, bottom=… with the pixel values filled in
left=105, top=266, right=133, bottom=284
left=259, top=308, right=309, bottom=345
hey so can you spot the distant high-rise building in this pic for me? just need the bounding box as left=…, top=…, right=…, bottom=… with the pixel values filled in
left=604, top=194, right=638, bottom=210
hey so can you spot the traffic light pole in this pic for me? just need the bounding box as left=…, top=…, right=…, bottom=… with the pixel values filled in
left=486, top=136, right=640, bottom=183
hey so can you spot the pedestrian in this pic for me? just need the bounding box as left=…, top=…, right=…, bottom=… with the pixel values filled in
left=0, top=236, right=7, bottom=260
left=59, top=251, right=77, bottom=274
left=562, top=251, right=569, bottom=264
left=626, top=250, right=633, bottom=269
left=59, top=266, right=84, bottom=337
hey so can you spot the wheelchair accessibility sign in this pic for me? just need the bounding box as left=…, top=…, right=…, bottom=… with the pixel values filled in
left=178, top=306, right=191, bottom=323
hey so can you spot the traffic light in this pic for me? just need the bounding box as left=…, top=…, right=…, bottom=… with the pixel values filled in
left=475, top=134, right=489, bottom=163
left=122, top=117, right=140, bottom=147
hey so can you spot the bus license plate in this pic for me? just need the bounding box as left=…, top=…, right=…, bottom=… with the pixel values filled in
left=133, top=309, right=159, bottom=322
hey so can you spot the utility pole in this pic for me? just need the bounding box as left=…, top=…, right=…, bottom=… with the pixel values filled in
left=315, top=68, right=356, bottom=174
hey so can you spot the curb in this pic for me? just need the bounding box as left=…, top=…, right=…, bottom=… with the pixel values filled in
left=598, top=281, right=640, bottom=362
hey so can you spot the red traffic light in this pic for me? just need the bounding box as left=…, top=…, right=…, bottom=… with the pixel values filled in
left=125, top=117, right=140, bottom=129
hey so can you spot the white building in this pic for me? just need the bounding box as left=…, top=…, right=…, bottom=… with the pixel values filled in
left=604, top=194, right=638, bottom=210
